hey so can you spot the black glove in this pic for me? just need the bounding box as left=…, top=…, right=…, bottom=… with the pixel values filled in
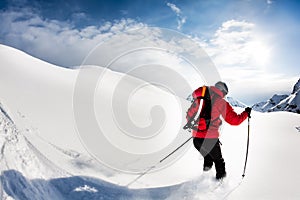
left=245, top=107, right=252, bottom=118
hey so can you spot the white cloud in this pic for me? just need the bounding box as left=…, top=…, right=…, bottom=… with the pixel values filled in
left=219, top=67, right=298, bottom=104
left=0, top=8, right=145, bottom=67
left=166, top=2, right=187, bottom=30
left=197, top=19, right=272, bottom=71
left=203, top=20, right=258, bottom=67
left=71, top=12, right=88, bottom=21
left=194, top=19, right=294, bottom=104
left=166, top=2, right=181, bottom=15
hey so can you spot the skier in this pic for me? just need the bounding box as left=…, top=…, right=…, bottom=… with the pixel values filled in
left=191, top=81, right=251, bottom=180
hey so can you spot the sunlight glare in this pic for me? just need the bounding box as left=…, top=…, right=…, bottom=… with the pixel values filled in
left=249, top=41, right=271, bottom=66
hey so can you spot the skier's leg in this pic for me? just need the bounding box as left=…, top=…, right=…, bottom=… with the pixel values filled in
left=215, top=158, right=226, bottom=180
left=209, top=140, right=226, bottom=179
left=193, top=137, right=204, bottom=153
left=193, top=138, right=213, bottom=171
left=203, top=154, right=213, bottom=171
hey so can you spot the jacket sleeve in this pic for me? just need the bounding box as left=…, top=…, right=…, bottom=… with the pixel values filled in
left=218, top=100, right=248, bottom=126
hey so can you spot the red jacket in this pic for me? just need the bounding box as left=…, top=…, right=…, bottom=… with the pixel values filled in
left=191, top=86, right=248, bottom=138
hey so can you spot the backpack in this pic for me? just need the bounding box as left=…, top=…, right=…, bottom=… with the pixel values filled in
left=183, top=86, right=212, bottom=132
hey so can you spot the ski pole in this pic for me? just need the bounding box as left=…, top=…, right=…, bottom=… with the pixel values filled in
left=159, top=136, right=193, bottom=163
left=126, top=136, right=193, bottom=187
left=242, top=114, right=251, bottom=178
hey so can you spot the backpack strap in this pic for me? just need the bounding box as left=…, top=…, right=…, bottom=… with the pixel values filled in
left=193, top=86, right=208, bottom=123
left=183, top=86, right=210, bottom=131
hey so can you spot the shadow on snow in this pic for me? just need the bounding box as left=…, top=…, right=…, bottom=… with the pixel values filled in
left=1, top=170, right=182, bottom=200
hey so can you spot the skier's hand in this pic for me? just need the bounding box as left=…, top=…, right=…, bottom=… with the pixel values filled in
left=245, top=107, right=252, bottom=118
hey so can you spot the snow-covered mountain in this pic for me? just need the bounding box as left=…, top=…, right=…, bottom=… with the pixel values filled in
left=253, top=78, right=300, bottom=114
left=252, top=94, right=289, bottom=112
left=292, top=78, right=300, bottom=94
left=1, top=44, right=300, bottom=199
left=226, top=96, right=247, bottom=108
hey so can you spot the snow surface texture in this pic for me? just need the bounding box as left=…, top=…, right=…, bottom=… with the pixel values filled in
left=1, top=45, right=300, bottom=199
left=253, top=78, right=300, bottom=113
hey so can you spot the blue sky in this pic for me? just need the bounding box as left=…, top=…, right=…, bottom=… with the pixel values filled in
left=0, top=0, right=299, bottom=104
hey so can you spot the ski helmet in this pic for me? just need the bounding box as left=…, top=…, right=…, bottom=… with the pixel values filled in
left=215, top=81, right=228, bottom=95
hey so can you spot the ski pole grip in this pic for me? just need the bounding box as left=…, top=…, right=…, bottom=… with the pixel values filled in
left=245, top=107, right=252, bottom=118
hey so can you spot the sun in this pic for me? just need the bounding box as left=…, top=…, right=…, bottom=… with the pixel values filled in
left=249, top=41, right=271, bottom=66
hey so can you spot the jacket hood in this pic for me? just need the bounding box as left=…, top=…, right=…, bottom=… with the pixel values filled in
left=210, top=86, right=225, bottom=98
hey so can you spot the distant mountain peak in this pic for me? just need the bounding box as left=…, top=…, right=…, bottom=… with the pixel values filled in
left=292, top=78, right=300, bottom=94
left=226, top=96, right=247, bottom=108
left=253, top=78, right=300, bottom=114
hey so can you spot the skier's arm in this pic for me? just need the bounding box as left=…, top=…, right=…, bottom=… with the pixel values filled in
left=221, top=101, right=248, bottom=125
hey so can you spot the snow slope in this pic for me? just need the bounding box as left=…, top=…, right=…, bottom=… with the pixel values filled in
left=1, top=45, right=300, bottom=199
left=0, top=44, right=194, bottom=187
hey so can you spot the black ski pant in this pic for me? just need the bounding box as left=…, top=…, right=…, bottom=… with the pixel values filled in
left=193, top=137, right=226, bottom=175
